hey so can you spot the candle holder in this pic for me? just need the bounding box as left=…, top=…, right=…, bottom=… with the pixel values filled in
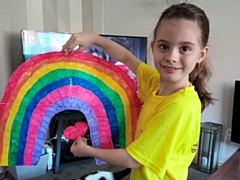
left=197, top=122, right=222, bottom=174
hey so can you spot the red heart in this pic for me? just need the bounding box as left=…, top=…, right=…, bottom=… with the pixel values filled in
left=63, top=122, right=88, bottom=140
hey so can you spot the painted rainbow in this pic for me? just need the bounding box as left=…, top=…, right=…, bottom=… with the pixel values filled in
left=0, top=51, right=141, bottom=166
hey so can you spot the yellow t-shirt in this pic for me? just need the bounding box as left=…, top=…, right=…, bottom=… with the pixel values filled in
left=126, top=63, right=201, bottom=180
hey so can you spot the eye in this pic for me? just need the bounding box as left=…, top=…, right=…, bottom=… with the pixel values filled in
left=158, top=44, right=168, bottom=50
left=181, top=46, right=191, bottom=52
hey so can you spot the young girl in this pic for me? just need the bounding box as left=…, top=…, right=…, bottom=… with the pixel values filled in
left=62, top=3, right=214, bottom=180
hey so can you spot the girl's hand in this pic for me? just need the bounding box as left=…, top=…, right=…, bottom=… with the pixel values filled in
left=62, top=32, right=99, bottom=55
left=70, top=136, right=89, bottom=157
left=62, top=32, right=141, bottom=74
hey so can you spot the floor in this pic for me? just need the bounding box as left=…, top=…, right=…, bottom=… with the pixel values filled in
left=1, top=158, right=210, bottom=180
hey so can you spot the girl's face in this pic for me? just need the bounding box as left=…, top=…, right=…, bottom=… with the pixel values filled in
left=151, top=19, right=208, bottom=86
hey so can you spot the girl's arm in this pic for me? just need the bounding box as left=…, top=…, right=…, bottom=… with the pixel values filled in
left=71, top=137, right=141, bottom=168
left=62, top=32, right=142, bottom=74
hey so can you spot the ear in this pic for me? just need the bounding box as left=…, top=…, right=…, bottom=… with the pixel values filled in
left=198, top=46, right=209, bottom=63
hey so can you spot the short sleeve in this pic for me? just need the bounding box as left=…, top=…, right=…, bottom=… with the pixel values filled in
left=136, top=63, right=159, bottom=101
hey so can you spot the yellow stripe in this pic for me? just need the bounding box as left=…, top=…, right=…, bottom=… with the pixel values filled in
left=2, top=61, right=131, bottom=164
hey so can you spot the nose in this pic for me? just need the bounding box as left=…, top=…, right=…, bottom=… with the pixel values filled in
left=165, top=48, right=178, bottom=63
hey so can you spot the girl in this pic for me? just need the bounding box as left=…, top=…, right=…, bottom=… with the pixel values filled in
left=62, top=3, right=214, bottom=180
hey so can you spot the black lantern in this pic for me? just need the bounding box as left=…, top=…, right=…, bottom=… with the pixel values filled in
left=197, top=122, right=222, bottom=174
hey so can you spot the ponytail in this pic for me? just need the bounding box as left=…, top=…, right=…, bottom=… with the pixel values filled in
left=189, top=58, right=215, bottom=112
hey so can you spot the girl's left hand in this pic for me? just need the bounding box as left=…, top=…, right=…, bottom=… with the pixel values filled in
left=70, top=136, right=89, bottom=157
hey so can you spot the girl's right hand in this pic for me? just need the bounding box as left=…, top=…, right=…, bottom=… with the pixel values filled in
left=70, top=136, right=89, bottom=157
left=62, top=32, right=99, bottom=55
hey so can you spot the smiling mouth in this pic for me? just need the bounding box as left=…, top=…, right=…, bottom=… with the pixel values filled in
left=162, top=65, right=181, bottom=71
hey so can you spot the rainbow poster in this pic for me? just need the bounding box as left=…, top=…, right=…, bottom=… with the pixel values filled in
left=0, top=51, right=141, bottom=166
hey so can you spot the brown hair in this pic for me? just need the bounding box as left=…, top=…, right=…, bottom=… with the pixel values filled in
left=153, top=3, right=214, bottom=111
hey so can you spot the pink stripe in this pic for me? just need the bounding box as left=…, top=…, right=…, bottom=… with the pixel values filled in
left=23, top=85, right=113, bottom=165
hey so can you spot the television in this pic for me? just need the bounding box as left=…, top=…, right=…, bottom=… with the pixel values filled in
left=21, top=30, right=71, bottom=61
left=21, top=30, right=147, bottom=63
left=231, top=80, right=240, bottom=144
left=21, top=30, right=147, bottom=89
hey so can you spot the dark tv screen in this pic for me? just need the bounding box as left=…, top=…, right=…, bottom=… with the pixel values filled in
left=231, top=80, right=240, bottom=144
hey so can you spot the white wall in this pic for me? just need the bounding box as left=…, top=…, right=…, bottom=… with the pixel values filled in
left=92, top=0, right=168, bottom=68
left=0, top=0, right=240, bottom=167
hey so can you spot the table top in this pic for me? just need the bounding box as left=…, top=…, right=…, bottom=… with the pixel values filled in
left=208, top=147, right=240, bottom=180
